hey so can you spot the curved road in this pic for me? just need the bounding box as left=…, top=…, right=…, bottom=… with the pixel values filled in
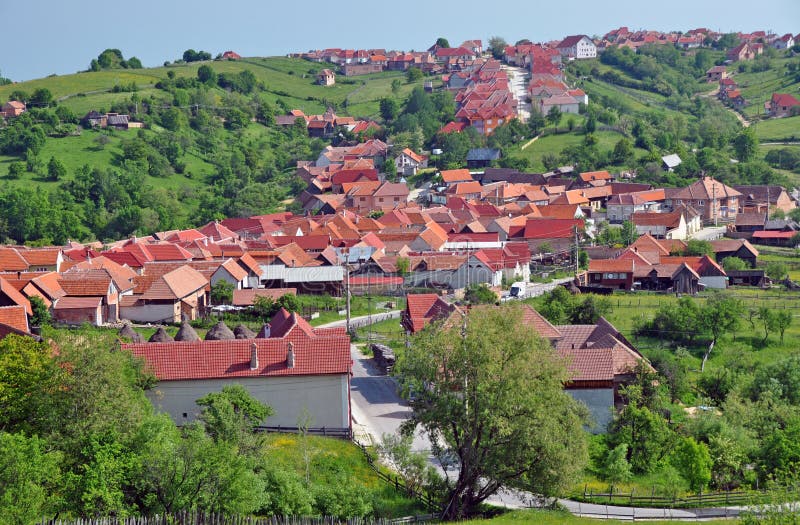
left=319, top=296, right=754, bottom=520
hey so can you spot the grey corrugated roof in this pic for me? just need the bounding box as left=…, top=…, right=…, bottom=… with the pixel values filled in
left=467, top=148, right=501, bottom=161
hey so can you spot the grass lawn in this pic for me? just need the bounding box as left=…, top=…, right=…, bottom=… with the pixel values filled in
left=751, top=114, right=800, bottom=142
left=461, top=509, right=737, bottom=524
left=507, top=129, right=635, bottom=171
left=0, top=56, right=424, bottom=119
left=261, top=433, right=425, bottom=518
left=729, top=56, right=800, bottom=118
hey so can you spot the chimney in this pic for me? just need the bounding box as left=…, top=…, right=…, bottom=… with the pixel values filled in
left=250, top=342, right=259, bottom=370
left=286, top=342, right=295, bottom=368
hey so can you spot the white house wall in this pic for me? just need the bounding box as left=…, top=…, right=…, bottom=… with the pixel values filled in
left=120, top=303, right=178, bottom=324
left=699, top=276, right=728, bottom=290
left=147, top=374, right=350, bottom=429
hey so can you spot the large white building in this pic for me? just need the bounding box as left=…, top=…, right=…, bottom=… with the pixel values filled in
left=556, top=35, right=597, bottom=60
left=124, top=309, right=352, bottom=432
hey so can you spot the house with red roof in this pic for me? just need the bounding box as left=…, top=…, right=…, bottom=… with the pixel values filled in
left=402, top=293, right=457, bottom=333
left=123, top=308, right=352, bottom=431
left=2, top=100, right=26, bottom=119
left=221, top=50, right=241, bottom=60
left=765, top=93, right=800, bottom=118
left=394, top=148, right=428, bottom=176
left=556, top=35, right=597, bottom=59
left=120, top=265, right=208, bottom=323
left=587, top=258, right=634, bottom=290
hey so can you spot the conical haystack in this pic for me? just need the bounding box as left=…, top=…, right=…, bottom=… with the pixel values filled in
left=148, top=326, right=174, bottom=343
left=118, top=323, right=144, bottom=343
left=174, top=320, right=201, bottom=342
left=205, top=321, right=235, bottom=341
left=233, top=324, right=256, bottom=339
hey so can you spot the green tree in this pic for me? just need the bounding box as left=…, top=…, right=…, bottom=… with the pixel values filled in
left=379, top=97, right=399, bottom=121
left=733, top=129, right=758, bottom=162
left=546, top=105, right=562, bottom=132
left=383, top=158, right=397, bottom=181
left=775, top=310, right=793, bottom=344
left=209, top=280, right=234, bottom=304
left=396, top=256, right=410, bottom=275
left=609, top=384, right=674, bottom=473
left=0, top=334, right=60, bottom=432
left=758, top=306, right=777, bottom=344
left=6, top=161, right=25, bottom=179
left=397, top=304, right=588, bottom=519
left=488, top=36, right=507, bottom=59
left=29, top=295, right=51, bottom=327
left=528, top=108, right=546, bottom=135
left=30, top=88, right=54, bottom=107
left=602, top=443, right=633, bottom=488
left=196, top=385, right=273, bottom=447
left=621, top=220, right=638, bottom=245
left=253, top=295, right=276, bottom=318
left=277, top=293, right=300, bottom=313
left=405, top=67, right=423, bottom=83
left=197, top=64, right=217, bottom=85
left=571, top=295, right=613, bottom=324
left=464, top=283, right=498, bottom=304
left=612, top=138, right=634, bottom=165
left=765, top=261, right=788, bottom=281
left=0, top=432, right=62, bottom=524
left=47, top=156, right=66, bottom=181
left=722, top=256, right=747, bottom=272
left=672, top=437, right=712, bottom=492
left=699, top=293, right=743, bottom=370
left=435, top=37, right=450, bottom=48
left=684, top=239, right=713, bottom=257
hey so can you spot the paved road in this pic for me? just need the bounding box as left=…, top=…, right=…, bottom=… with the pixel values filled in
left=502, top=64, right=531, bottom=123
left=322, top=303, right=772, bottom=519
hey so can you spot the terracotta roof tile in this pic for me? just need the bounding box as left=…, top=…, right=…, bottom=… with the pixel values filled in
left=0, top=305, right=29, bottom=333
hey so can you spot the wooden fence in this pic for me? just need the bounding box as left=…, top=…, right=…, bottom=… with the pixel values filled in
left=40, top=513, right=435, bottom=525
left=352, top=440, right=442, bottom=514
left=578, top=485, right=772, bottom=508
left=253, top=425, right=352, bottom=440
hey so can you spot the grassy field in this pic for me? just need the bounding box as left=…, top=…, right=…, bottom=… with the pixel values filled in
left=0, top=57, right=424, bottom=119
left=262, top=433, right=425, bottom=518
left=728, top=56, right=800, bottom=118
left=752, top=114, right=800, bottom=142
left=506, top=128, right=638, bottom=171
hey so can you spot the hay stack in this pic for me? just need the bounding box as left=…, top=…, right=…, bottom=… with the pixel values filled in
left=205, top=321, right=235, bottom=341
left=148, top=326, right=174, bottom=343
left=174, top=320, right=201, bottom=342
left=233, top=324, right=256, bottom=339
left=118, top=323, right=144, bottom=343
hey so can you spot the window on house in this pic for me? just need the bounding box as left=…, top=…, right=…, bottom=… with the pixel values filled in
left=698, top=200, right=704, bottom=205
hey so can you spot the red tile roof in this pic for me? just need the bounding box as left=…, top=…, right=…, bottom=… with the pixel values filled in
left=54, top=296, right=103, bottom=309
left=124, top=337, right=351, bottom=381
left=588, top=259, right=635, bottom=273
left=232, top=288, right=296, bottom=307
left=523, top=218, right=583, bottom=239
left=0, top=248, right=28, bottom=271
left=0, top=305, right=29, bottom=333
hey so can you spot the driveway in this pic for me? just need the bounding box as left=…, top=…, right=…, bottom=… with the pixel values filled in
left=502, top=64, right=531, bottom=123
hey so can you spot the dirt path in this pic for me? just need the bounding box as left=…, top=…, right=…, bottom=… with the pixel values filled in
left=520, top=134, right=541, bottom=150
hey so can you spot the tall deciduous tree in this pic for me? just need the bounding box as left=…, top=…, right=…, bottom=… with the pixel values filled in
left=488, top=36, right=507, bottom=59
left=397, top=304, right=587, bottom=519
left=546, top=105, right=562, bottom=132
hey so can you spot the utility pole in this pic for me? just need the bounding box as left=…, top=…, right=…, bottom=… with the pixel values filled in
left=712, top=177, right=717, bottom=227
left=344, top=248, right=351, bottom=335
left=574, top=225, right=580, bottom=276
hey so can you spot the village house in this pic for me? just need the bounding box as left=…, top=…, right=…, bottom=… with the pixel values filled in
left=765, top=93, right=800, bottom=118
left=587, top=258, right=634, bottom=290
left=706, top=65, right=728, bottom=82
left=664, top=177, right=741, bottom=224
left=394, top=148, right=428, bottom=176
left=2, top=100, right=26, bottom=119
left=317, top=69, right=335, bottom=86
left=556, top=35, right=597, bottom=59
left=630, top=210, right=688, bottom=240
left=120, top=265, right=208, bottom=323
left=727, top=42, right=763, bottom=62
left=124, top=308, right=352, bottom=432
left=733, top=185, right=796, bottom=214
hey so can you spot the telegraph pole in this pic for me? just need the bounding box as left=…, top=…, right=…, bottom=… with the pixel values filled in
left=574, top=225, right=580, bottom=276
left=343, top=248, right=351, bottom=335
